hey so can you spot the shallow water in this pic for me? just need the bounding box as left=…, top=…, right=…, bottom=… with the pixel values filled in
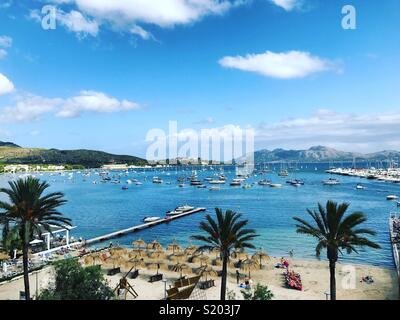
left=0, top=164, right=398, bottom=268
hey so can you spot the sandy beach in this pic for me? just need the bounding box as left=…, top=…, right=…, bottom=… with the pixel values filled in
left=0, top=252, right=398, bottom=300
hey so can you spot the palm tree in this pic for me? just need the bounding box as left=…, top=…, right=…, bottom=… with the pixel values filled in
left=0, top=177, right=71, bottom=300
left=293, top=201, right=380, bottom=300
left=191, top=208, right=257, bottom=300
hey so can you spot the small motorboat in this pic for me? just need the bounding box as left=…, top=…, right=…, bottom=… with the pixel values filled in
left=143, top=217, right=162, bottom=223
left=323, top=178, right=340, bottom=185
left=270, top=183, right=282, bottom=188
left=258, top=179, right=271, bottom=186
left=230, top=179, right=242, bottom=186
left=122, top=186, right=129, bottom=190
left=387, top=195, right=399, bottom=201
left=209, top=186, right=221, bottom=191
left=397, top=201, right=400, bottom=207
left=356, top=184, right=365, bottom=190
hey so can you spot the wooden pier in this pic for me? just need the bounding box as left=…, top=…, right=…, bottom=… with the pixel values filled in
left=85, top=207, right=207, bottom=245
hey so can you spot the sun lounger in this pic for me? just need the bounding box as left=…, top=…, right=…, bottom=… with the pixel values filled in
left=130, top=269, right=139, bottom=279
left=149, top=273, right=163, bottom=282
left=107, top=267, right=121, bottom=276
left=199, top=279, right=215, bottom=290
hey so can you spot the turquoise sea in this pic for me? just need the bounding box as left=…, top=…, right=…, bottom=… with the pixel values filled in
left=0, top=164, right=399, bottom=268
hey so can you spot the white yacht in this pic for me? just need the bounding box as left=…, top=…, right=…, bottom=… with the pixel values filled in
left=166, top=205, right=195, bottom=216
left=143, top=217, right=162, bottom=223
left=323, top=178, right=340, bottom=185
left=387, top=195, right=399, bottom=201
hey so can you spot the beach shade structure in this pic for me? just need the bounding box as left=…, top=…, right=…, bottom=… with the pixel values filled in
left=105, top=256, right=122, bottom=269
left=240, top=258, right=259, bottom=278
left=172, top=263, right=189, bottom=279
left=0, top=252, right=10, bottom=261
left=195, top=265, right=217, bottom=281
left=132, top=239, right=146, bottom=249
left=210, top=247, right=221, bottom=259
left=147, top=240, right=163, bottom=251
left=192, top=253, right=210, bottom=266
left=168, top=252, right=186, bottom=263
left=84, top=252, right=102, bottom=266
left=129, top=249, right=147, bottom=259
left=109, top=247, right=127, bottom=257
left=231, top=249, right=248, bottom=260
left=148, top=249, right=166, bottom=259
left=184, top=245, right=198, bottom=256
left=252, top=248, right=270, bottom=269
left=125, top=258, right=145, bottom=271
left=146, top=260, right=165, bottom=274
left=167, top=239, right=182, bottom=254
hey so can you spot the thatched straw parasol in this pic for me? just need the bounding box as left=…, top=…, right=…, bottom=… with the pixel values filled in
left=105, top=256, right=122, bottom=269
left=132, top=238, right=146, bottom=249
left=240, top=258, right=258, bottom=278
left=168, top=252, right=186, bottom=263
left=0, top=252, right=10, bottom=261
left=184, top=245, right=198, bottom=256
left=146, top=260, right=165, bottom=274
left=167, top=239, right=182, bottom=254
left=195, top=265, right=217, bottom=281
left=252, top=248, right=270, bottom=269
left=231, top=249, right=247, bottom=260
left=148, top=249, right=166, bottom=259
left=109, top=247, right=127, bottom=257
left=192, top=253, right=210, bottom=266
left=125, top=258, right=145, bottom=271
left=210, top=247, right=221, bottom=259
left=129, top=248, right=146, bottom=258
left=171, top=263, right=189, bottom=279
left=147, top=240, right=163, bottom=251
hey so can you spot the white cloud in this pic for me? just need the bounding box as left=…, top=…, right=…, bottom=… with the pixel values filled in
left=270, top=0, right=301, bottom=11
left=0, top=90, right=141, bottom=123
left=219, top=50, right=339, bottom=79
left=0, top=73, right=14, bottom=95
left=256, top=109, right=400, bottom=152
left=57, top=9, right=99, bottom=37
left=0, top=35, right=12, bottom=47
left=0, top=49, right=7, bottom=59
left=130, top=25, right=154, bottom=40
left=37, top=0, right=246, bottom=37
left=56, top=90, right=141, bottom=118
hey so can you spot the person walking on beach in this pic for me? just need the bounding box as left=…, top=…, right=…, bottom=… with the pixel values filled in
left=236, top=270, right=240, bottom=284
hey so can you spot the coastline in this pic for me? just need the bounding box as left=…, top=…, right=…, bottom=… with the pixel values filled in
left=0, top=254, right=397, bottom=300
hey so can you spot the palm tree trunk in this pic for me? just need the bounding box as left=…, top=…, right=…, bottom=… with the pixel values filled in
left=329, top=260, right=336, bottom=300
left=22, top=222, right=31, bottom=300
left=220, top=251, right=228, bottom=300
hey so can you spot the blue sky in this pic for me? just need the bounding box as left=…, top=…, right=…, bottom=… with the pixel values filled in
left=0, top=0, right=399, bottom=157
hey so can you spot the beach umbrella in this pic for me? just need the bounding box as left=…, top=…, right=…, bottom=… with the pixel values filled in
left=184, top=245, right=198, bottom=256
left=132, top=239, right=146, bottom=249
left=125, top=258, right=144, bottom=271
left=231, top=249, right=247, bottom=260
left=210, top=248, right=221, bottom=259
left=252, top=248, right=270, bottom=269
left=0, top=252, right=10, bottom=261
left=195, top=265, right=217, bottom=281
left=110, top=247, right=127, bottom=257
left=167, top=239, right=182, bottom=254
left=129, top=249, right=146, bottom=258
left=148, top=249, right=166, bottom=259
left=169, top=252, right=186, bottom=263
left=172, top=263, right=189, bottom=279
left=192, top=253, right=210, bottom=266
left=240, top=258, right=258, bottom=278
left=146, top=260, right=165, bottom=274
left=105, top=256, right=122, bottom=269
left=147, top=240, right=163, bottom=251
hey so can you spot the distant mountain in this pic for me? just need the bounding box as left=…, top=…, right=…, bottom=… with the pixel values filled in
left=0, top=141, right=20, bottom=148
left=254, top=146, right=400, bottom=163
left=0, top=142, right=147, bottom=167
